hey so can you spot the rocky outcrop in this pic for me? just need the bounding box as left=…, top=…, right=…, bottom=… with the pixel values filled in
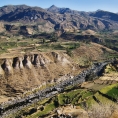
left=55, top=106, right=89, bottom=118
left=0, top=52, right=76, bottom=95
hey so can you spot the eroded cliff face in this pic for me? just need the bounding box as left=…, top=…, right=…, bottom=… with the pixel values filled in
left=0, top=52, right=79, bottom=96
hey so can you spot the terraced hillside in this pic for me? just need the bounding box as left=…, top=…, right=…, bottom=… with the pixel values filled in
left=8, top=79, right=118, bottom=118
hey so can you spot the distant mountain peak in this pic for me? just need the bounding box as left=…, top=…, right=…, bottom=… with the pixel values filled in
left=48, top=5, right=73, bottom=14
left=49, top=5, right=58, bottom=9
left=50, top=5, right=56, bottom=7
left=47, top=5, right=60, bottom=13
left=49, top=5, right=71, bottom=10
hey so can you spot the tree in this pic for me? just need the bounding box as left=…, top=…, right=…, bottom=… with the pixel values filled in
left=42, top=38, right=46, bottom=44
left=50, top=33, right=58, bottom=42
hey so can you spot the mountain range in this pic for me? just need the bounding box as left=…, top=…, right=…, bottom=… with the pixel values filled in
left=0, top=5, right=118, bottom=34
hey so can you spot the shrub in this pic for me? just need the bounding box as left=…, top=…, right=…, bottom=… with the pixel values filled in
left=51, top=44, right=65, bottom=50
left=66, top=48, right=73, bottom=57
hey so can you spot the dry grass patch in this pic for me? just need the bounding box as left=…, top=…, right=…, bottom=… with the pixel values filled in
left=87, top=103, right=118, bottom=118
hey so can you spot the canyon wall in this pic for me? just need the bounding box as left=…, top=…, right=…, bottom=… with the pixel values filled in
left=0, top=52, right=79, bottom=96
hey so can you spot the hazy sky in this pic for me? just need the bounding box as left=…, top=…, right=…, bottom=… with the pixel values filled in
left=0, top=0, right=118, bottom=13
